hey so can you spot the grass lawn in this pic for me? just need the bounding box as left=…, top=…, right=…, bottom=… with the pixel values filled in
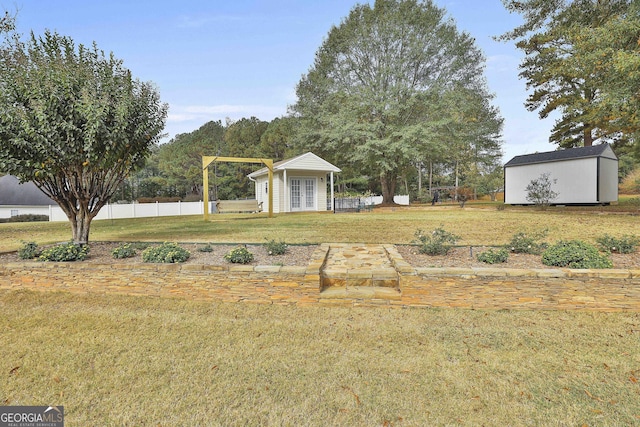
left=1, top=201, right=640, bottom=251
left=1, top=290, right=639, bottom=426
left=2, top=202, right=640, bottom=425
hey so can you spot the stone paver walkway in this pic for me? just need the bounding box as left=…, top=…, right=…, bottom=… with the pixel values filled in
left=320, top=244, right=406, bottom=300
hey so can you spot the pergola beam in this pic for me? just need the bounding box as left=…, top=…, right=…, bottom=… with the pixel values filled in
left=202, top=156, right=273, bottom=220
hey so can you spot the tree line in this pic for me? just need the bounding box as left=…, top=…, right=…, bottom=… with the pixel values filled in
left=1, top=0, right=639, bottom=245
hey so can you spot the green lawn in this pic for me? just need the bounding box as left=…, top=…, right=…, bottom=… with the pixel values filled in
left=2, top=202, right=639, bottom=252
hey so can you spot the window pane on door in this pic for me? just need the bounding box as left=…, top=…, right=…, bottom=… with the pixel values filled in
left=291, top=179, right=301, bottom=209
left=305, top=179, right=315, bottom=208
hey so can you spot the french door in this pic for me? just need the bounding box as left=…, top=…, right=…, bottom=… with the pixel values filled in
left=290, top=178, right=316, bottom=211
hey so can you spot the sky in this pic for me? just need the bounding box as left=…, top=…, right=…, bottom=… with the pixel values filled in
left=8, top=0, right=560, bottom=163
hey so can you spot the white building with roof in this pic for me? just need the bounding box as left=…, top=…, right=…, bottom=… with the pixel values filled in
left=247, top=152, right=341, bottom=213
left=504, top=144, right=618, bottom=205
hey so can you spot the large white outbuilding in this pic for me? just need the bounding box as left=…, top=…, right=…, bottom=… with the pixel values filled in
left=504, top=144, right=618, bottom=205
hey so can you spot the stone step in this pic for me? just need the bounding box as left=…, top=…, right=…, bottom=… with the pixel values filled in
left=319, top=244, right=400, bottom=292
left=321, top=268, right=399, bottom=288
left=320, top=286, right=402, bottom=300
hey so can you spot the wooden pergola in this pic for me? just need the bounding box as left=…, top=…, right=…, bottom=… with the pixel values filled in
left=202, top=156, right=274, bottom=220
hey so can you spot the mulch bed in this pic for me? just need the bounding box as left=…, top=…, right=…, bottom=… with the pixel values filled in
left=2, top=242, right=639, bottom=269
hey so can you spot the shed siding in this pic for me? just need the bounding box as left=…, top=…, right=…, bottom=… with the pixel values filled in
left=598, top=157, right=618, bottom=203
left=254, top=174, right=283, bottom=214
left=284, top=156, right=334, bottom=171
left=505, top=158, right=598, bottom=204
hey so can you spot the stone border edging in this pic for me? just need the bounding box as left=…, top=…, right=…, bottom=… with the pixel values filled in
left=1, top=243, right=639, bottom=311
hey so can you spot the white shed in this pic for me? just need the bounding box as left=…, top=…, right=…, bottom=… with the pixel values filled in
left=247, top=152, right=341, bottom=213
left=504, top=144, right=618, bottom=205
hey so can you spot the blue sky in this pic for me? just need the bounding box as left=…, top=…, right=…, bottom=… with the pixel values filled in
left=9, top=0, right=559, bottom=162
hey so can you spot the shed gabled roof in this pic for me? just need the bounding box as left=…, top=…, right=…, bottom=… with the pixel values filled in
left=247, top=152, right=341, bottom=179
left=504, top=143, right=617, bottom=168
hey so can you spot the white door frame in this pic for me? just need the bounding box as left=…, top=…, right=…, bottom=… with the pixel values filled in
left=289, top=176, right=317, bottom=212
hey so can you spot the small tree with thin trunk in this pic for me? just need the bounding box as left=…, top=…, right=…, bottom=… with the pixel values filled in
left=525, top=172, right=559, bottom=209
left=0, top=30, right=167, bottom=244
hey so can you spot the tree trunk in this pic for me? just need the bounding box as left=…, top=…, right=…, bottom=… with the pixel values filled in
left=454, top=160, right=459, bottom=201
left=380, top=173, right=397, bottom=205
left=56, top=198, right=97, bottom=245
left=71, top=211, right=92, bottom=245
left=584, top=127, right=593, bottom=147
left=429, top=161, right=433, bottom=197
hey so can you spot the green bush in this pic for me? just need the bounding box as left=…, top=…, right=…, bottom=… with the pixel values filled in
left=595, top=234, right=639, bottom=254
left=224, top=246, right=254, bottom=264
left=111, top=243, right=137, bottom=259
left=18, top=241, right=41, bottom=259
left=507, top=229, right=548, bottom=254
left=142, top=242, right=190, bottom=263
left=414, top=226, right=459, bottom=255
left=264, top=239, right=287, bottom=255
left=477, top=248, right=509, bottom=264
left=198, top=243, right=214, bottom=253
left=0, top=214, right=49, bottom=223
left=38, top=242, right=89, bottom=262
left=541, top=240, right=613, bottom=269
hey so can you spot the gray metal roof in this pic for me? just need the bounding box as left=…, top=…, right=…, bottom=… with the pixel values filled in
left=0, top=175, right=56, bottom=205
left=504, top=143, right=617, bottom=167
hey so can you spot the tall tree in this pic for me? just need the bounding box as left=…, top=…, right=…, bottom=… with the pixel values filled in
left=292, top=0, right=500, bottom=203
left=221, top=117, right=269, bottom=199
left=259, top=116, right=297, bottom=161
left=157, top=120, right=226, bottom=197
left=224, top=116, right=268, bottom=158
left=500, top=0, right=638, bottom=149
left=0, top=31, right=167, bottom=244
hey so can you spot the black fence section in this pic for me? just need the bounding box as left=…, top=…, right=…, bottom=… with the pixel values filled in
left=332, top=197, right=374, bottom=213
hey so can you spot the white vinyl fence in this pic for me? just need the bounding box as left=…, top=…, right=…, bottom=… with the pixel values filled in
left=364, top=195, right=410, bottom=205
left=2, top=195, right=410, bottom=222
left=0, top=201, right=212, bottom=222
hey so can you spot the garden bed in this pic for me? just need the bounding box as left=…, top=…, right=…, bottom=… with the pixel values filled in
left=396, top=245, right=640, bottom=270
left=0, top=242, right=318, bottom=266
left=2, top=242, right=640, bottom=270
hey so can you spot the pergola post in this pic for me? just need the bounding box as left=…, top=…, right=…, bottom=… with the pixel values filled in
left=202, top=156, right=273, bottom=220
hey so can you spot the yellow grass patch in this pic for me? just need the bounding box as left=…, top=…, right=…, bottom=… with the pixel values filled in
left=2, top=290, right=640, bottom=425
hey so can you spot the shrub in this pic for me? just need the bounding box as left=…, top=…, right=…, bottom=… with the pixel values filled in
left=112, top=243, right=137, bottom=259
left=198, top=243, right=214, bottom=253
left=38, top=242, right=89, bottom=262
left=507, top=229, right=548, bottom=254
left=18, top=241, right=41, bottom=259
left=142, top=242, right=190, bottom=263
left=0, top=214, right=49, bottom=223
left=477, top=248, right=509, bottom=264
left=595, top=234, right=639, bottom=254
left=525, top=172, right=559, bottom=208
left=541, top=240, right=612, bottom=269
left=414, top=226, right=459, bottom=255
left=264, top=239, right=287, bottom=255
left=224, top=246, right=254, bottom=264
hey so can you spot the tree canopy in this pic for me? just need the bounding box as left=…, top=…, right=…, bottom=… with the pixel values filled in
left=292, top=0, right=502, bottom=203
left=500, top=0, right=640, bottom=153
left=0, top=30, right=167, bottom=243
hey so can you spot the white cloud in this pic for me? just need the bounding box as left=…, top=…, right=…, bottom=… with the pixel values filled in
left=162, top=103, right=288, bottom=142
left=167, top=104, right=286, bottom=123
